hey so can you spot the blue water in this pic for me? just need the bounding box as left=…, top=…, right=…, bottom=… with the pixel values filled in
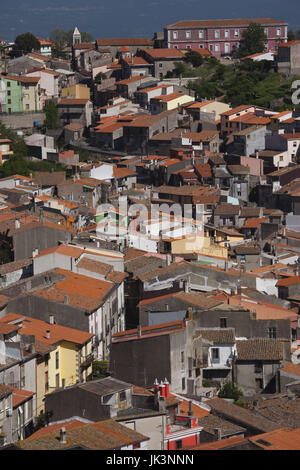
left=1, top=0, right=299, bottom=42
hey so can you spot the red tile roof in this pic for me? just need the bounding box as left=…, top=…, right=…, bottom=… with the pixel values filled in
left=145, top=48, right=185, bottom=59
left=0, top=313, right=93, bottom=346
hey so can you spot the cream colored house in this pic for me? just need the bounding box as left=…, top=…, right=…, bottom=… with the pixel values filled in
left=19, top=77, right=42, bottom=112
left=150, top=91, right=194, bottom=114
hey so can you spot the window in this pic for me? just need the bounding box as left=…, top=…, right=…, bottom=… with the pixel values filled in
left=225, top=30, right=229, bottom=38
left=212, top=348, right=220, bottom=363
left=215, top=30, right=220, bottom=38
left=119, top=391, right=126, bottom=401
left=56, top=373, right=60, bottom=389
left=7, top=82, right=10, bottom=87
left=254, top=361, right=263, bottom=373
left=209, top=44, right=213, bottom=51
left=173, top=31, right=178, bottom=39
left=7, top=90, right=10, bottom=96
left=277, top=28, right=281, bottom=36
left=234, top=29, right=239, bottom=37
left=181, top=351, right=185, bottom=363
left=220, top=317, right=227, bottom=328
left=175, top=439, right=183, bottom=449
left=182, top=378, right=186, bottom=390
left=186, top=31, right=191, bottom=39
left=215, top=44, right=220, bottom=52
left=186, top=45, right=191, bottom=49
left=45, top=372, right=49, bottom=392
left=159, top=63, right=163, bottom=67
left=55, top=351, right=59, bottom=369
left=8, top=99, right=11, bottom=104
left=264, top=28, right=268, bottom=35
left=26, top=104, right=29, bottom=110
left=225, top=43, right=230, bottom=53
left=189, top=369, right=192, bottom=378
left=199, top=30, right=204, bottom=38
left=268, top=327, right=277, bottom=339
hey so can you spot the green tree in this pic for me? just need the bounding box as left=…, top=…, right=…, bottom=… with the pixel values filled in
left=173, top=61, right=188, bottom=77
left=94, top=72, right=107, bottom=84
left=218, top=381, right=243, bottom=402
left=13, top=32, right=40, bottom=57
left=81, top=32, right=94, bottom=43
left=238, top=23, right=267, bottom=58
left=288, top=30, right=296, bottom=41
left=44, top=101, right=59, bottom=129
left=184, top=50, right=204, bottom=68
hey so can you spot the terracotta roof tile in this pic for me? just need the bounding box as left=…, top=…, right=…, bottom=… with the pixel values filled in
left=236, top=338, right=284, bottom=361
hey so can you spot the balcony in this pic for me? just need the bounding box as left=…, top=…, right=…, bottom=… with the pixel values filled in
left=80, top=353, right=94, bottom=368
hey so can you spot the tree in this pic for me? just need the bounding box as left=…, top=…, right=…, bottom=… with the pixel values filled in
left=184, top=50, right=204, bottom=68
left=94, top=72, right=107, bottom=84
left=288, top=30, right=296, bottom=41
left=238, top=23, right=267, bottom=58
left=44, top=101, right=59, bottom=129
left=12, top=32, right=40, bottom=57
left=218, top=381, right=243, bottom=402
left=81, top=32, right=94, bottom=43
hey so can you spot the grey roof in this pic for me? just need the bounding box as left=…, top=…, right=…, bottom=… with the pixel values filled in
left=197, top=413, right=246, bottom=437
left=233, top=244, right=260, bottom=255
left=78, top=377, right=132, bottom=396
left=195, top=328, right=235, bottom=344
left=148, top=311, right=186, bottom=326
left=206, top=397, right=279, bottom=433
left=236, top=339, right=284, bottom=361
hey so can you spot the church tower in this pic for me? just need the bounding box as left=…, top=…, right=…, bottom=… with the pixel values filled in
left=73, top=27, right=81, bottom=45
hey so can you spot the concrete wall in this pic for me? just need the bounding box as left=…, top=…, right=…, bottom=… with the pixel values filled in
left=0, top=112, right=45, bottom=130
left=13, top=226, right=73, bottom=261
left=235, top=361, right=281, bottom=396
left=110, top=335, right=171, bottom=388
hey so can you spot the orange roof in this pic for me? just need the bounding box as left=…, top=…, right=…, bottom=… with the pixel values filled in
left=190, top=48, right=211, bottom=57
left=221, top=105, right=253, bottom=117
left=187, top=100, right=215, bottom=109
left=145, top=48, right=185, bottom=59
left=116, top=75, right=150, bottom=85
left=270, top=110, right=292, bottom=119
left=241, top=217, right=268, bottom=228
left=151, top=91, right=185, bottom=103
left=280, top=361, right=300, bottom=376
left=169, top=393, right=210, bottom=419
left=27, top=419, right=85, bottom=440
left=5, top=386, right=35, bottom=407
left=122, top=57, right=150, bottom=66
left=249, top=428, right=300, bottom=450
left=59, top=99, right=89, bottom=105
left=190, top=435, right=247, bottom=450
left=276, top=275, right=300, bottom=287
left=0, top=313, right=93, bottom=346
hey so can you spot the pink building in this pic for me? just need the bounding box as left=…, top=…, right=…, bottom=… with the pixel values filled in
left=164, top=18, right=288, bottom=58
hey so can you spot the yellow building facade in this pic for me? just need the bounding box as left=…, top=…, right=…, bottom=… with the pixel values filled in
left=61, top=84, right=90, bottom=100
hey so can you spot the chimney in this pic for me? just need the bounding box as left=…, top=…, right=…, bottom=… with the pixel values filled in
left=159, top=380, right=166, bottom=397
left=164, top=378, right=169, bottom=398
left=188, top=400, right=193, bottom=417
left=60, top=427, right=67, bottom=444
left=214, top=428, right=222, bottom=441
left=137, top=325, right=142, bottom=337
left=49, top=314, right=55, bottom=325
left=46, top=330, right=50, bottom=339
left=153, top=378, right=159, bottom=392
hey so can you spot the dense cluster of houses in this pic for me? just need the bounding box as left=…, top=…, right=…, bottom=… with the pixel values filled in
left=1, top=16, right=300, bottom=451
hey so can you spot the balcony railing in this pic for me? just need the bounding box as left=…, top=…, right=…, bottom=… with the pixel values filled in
left=80, top=353, right=94, bottom=368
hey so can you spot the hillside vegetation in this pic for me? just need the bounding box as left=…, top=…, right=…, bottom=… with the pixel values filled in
left=169, top=56, right=300, bottom=111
